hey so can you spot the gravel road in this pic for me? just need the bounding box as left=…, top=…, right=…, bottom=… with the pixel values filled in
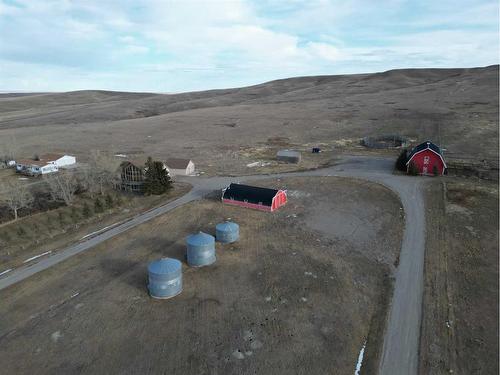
left=0, top=155, right=426, bottom=375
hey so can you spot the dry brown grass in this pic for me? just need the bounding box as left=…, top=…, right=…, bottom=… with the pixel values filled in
left=420, top=178, right=498, bottom=375
left=0, top=177, right=403, bottom=374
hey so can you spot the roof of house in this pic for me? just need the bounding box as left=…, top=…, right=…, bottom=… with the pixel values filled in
left=16, top=158, right=39, bottom=166
left=39, top=153, right=65, bottom=162
left=407, top=141, right=447, bottom=167
left=223, top=183, right=280, bottom=206
left=165, top=158, right=192, bottom=169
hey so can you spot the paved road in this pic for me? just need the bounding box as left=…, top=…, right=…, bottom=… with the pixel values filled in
left=0, top=155, right=426, bottom=375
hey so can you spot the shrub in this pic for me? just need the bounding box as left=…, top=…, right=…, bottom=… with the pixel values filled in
left=94, top=198, right=104, bottom=213
left=70, top=206, right=78, bottom=222
left=58, top=211, right=65, bottom=225
left=105, top=193, right=114, bottom=209
left=433, top=165, right=439, bottom=176
left=408, top=161, right=419, bottom=176
left=395, top=149, right=408, bottom=171
left=82, top=202, right=91, bottom=218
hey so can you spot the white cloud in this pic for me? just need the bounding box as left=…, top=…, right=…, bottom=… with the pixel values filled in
left=0, top=0, right=497, bottom=92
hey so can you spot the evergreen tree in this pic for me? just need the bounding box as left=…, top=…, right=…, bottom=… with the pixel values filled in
left=70, top=206, right=78, bottom=222
left=408, top=161, right=419, bottom=176
left=395, top=149, right=408, bottom=171
left=82, top=202, right=91, bottom=218
left=58, top=211, right=65, bottom=226
left=94, top=197, right=104, bottom=213
left=143, top=157, right=172, bottom=195
left=105, top=193, right=114, bottom=209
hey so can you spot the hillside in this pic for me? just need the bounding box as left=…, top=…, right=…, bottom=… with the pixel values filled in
left=0, top=65, right=497, bottom=169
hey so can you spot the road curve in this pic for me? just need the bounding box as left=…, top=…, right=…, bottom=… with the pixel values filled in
left=0, top=155, right=426, bottom=375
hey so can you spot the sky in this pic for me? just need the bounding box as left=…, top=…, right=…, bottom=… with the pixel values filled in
left=0, top=0, right=498, bottom=93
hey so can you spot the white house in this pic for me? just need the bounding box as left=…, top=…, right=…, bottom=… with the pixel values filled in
left=39, top=153, right=76, bottom=168
left=15, top=153, right=76, bottom=175
left=165, top=158, right=195, bottom=176
left=16, top=159, right=58, bottom=175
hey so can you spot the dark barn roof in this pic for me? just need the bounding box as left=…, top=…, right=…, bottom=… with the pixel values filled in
left=407, top=141, right=442, bottom=160
left=223, top=183, right=279, bottom=206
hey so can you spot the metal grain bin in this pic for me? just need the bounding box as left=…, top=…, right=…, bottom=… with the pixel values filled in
left=148, top=258, right=182, bottom=299
left=216, top=221, right=239, bottom=243
left=277, top=150, right=301, bottom=163
left=186, top=232, right=216, bottom=267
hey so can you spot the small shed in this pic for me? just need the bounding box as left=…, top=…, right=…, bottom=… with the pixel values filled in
left=277, top=150, right=301, bottom=163
left=406, top=141, right=447, bottom=176
left=222, top=183, right=287, bottom=212
left=165, top=158, right=195, bottom=176
left=147, top=258, right=183, bottom=299
left=216, top=221, right=239, bottom=243
left=186, top=232, right=216, bottom=267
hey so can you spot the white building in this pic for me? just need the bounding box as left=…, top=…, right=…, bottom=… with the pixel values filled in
left=39, top=153, right=76, bottom=168
left=15, top=153, right=76, bottom=175
left=165, top=158, right=195, bottom=176
left=16, top=159, right=58, bottom=175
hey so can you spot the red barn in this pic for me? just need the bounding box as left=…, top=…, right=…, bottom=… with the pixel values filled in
left=222, top=183, right=287, bottom=212
left=406, top=141, right=447, bottom=176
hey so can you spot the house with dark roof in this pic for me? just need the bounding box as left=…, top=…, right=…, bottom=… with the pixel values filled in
left=406, top=141, right=447, bottom=176
left=222, top=183, right=287, bottom=212
left=165, top=158, right=195, bottom=176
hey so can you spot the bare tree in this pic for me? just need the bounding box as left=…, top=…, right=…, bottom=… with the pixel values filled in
left=0, top=179, right=34, bottom=220
left=84, top=150, right=121, bottom=196
left=45, top=171, right=79, bottom=205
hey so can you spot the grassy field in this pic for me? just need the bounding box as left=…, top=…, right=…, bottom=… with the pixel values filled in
left=0, top=177, right=403, bottom=375
left=419, top=178, right=498, bottom=374
left=0, top=67, right=497, bottom=178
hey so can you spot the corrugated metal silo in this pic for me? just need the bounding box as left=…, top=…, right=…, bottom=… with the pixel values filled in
left=148, top=258, right=182, bottom=299
left=186, top=231, right=216, bottom=267
left=216, top=221, right=239, bottom=243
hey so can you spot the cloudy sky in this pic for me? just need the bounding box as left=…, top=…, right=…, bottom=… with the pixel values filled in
left=0, top=0, right=498, bottom=92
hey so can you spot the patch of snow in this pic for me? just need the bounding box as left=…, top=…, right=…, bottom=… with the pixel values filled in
left=264, top=296, right=272, bottom=302
left=0, top=268, right=12, bottom=277
left=23, top=250, right=51, bottom=263
left=300, top=297, right=308, bottom=302
left=18, top=177, right=29, bottom=180
left=80, top=222, right=120, bottom=240
left=114, top=154, right=127, bottom=158
left=355, top=340, right=366, bottom=375
left=246, top=161, right=271, bottom=168
left=232, top=350, right=245, bottom=360
left=51, top=331, right=62, bottom=343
